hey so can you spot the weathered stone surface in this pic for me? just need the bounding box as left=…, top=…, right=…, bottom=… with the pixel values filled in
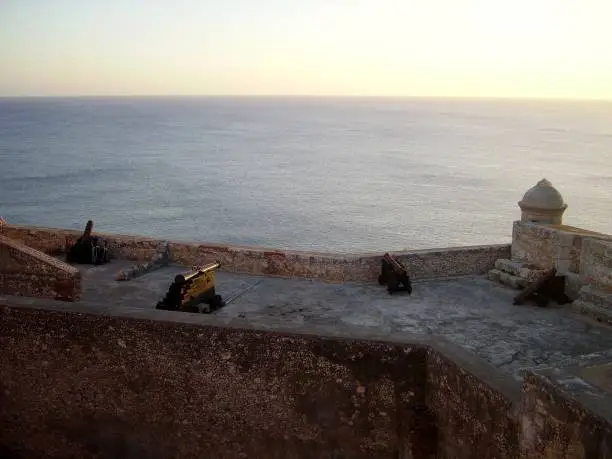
left=511, top=222, right=559, bottom=269
left=426, top=347, right=520, bottom=459
left=571, top=300, right=612, bottom=327
left=520, top=370, right=612, bottom=459
left=3, top=296, right=612, bottom=458
left=488, top=268, right=529, bottom=289
left=503, top=221, right=612, bottom=319
left=565, top=272, right=583, bottom=301
left=168, top=241, right=380, bottom=282
left=8, top=259, right=612, bottom=383
left=581, top=239, right=612, bottom=291
left=0, top=306, right=429, bottom=459
left=2, top=223, right=510, bottom=283
left=578, top=285, right=612, bottom=309
left=512, top=221, right=612, bottom=282
left=0, top=235, right=81, bottom=301
left=495, top=258, right=546, bottom=282
left=394, top=245, right=511, bottom=281
left=0, top=224, right=161, bottom=262
left=116, top=241, right=170, bottom=281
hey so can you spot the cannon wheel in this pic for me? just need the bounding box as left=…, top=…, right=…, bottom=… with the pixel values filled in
left=205, top=294, right=225, bottom=312
left=387, top=277, right=399, bottom=294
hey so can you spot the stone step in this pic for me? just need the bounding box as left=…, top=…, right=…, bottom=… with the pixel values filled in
left=487, top=268, right=501, bottom=283
left=564, top=272, right=583, bottom=302
left=487, top=269, right=528, bottom=290
left=494, top=259, right=546, bottom=282
left=571, top=299, right=612, bottom=327
left=578, top=285, right=612, bottom=309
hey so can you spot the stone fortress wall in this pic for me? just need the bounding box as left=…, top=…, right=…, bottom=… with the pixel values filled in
left=0, top=234, right=81, bottom=301
left=2, top=178, right=610, bottom=316
left=3, top=304, right=612, bottom=459
left=486, top=178, right=612, bottom=323
left=0, top=223, right=510, bottom=285
left=1, top=179, right=612, bottom=459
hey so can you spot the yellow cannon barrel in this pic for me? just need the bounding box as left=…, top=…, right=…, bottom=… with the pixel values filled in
left=156, top=261, right=224, bottom=312
left=176, top=261, right=221, bottom=283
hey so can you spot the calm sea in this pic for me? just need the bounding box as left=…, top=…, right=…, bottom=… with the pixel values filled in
left=0, top=97, right=610, bottom=252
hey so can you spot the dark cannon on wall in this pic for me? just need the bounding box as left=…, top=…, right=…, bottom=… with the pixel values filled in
left=66, top=220, right=110, bottom=265
left=513, top=268, right=570, bottom=307
left=156, top=262, right=225, bottom=313
left=378, top=253, right=413, bottom=295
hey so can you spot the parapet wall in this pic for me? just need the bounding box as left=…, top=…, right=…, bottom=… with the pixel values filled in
left=1, top=224, right=510, bottom=282
left=1, top=303, right=611, bottom=459
left=0, top=235, right=81, bottom=301
left=519, top=361, right=612, bottom=458
left=511, top=221, right=612, bottom=295
left=581, top=238, right=612, bottom=290
left=426, top=346, right=520, bottom=458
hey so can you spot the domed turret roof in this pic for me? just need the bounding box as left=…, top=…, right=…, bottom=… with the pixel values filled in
left=519, top=179, right=567, bottom=210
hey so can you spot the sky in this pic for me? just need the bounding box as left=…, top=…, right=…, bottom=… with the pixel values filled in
left=1, top=0, right=611, bottom=99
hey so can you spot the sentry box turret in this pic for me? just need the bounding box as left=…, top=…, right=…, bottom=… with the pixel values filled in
left=156, top=262, right=225, bottom=313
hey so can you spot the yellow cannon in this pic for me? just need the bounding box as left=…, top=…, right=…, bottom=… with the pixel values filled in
left=156, top=262, right=224, bottom=313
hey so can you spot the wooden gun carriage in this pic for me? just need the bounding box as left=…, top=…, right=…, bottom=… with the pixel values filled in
left=378, top=253, right=413, bottom=295
left=156, top=262, right=224, bottom=313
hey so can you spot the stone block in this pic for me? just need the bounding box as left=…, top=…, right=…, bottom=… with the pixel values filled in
left=579, top=285, right=612, bottom=309
left=488, top=268, right=528, bottom=289
left=519, top=370, right=612, bottom=459
left=0, top=235, right=81, bottom=301
left=511, top=221, right=557, bottom=269
left=564, top=272, right=583, bottom=301
left=512, top=222, right=612, bottom=281
left=494, top=258, right=546, bottom=282
left=116, top=241, right=170, bottom=281
left=571, top=300, right=612, bottom=326
left=426, top=347, right=520, bottom=459
left=581, top=239, right=612, bottom=290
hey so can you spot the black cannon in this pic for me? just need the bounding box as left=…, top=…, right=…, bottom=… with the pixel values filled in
left=378, top=253, right=413, bottom=295
left=156, top=262, right=224, bottom=313
left=66, top=220, right=110, bottom=265
left=513, top=268, right=570, bottom=307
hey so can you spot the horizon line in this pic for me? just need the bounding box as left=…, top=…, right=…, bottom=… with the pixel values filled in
left=1, top=93, right=612, bottom=102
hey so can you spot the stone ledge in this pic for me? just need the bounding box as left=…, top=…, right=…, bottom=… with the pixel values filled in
left=0, top=300, right=523, bottom=402
left=564, top=272, right=583, bottom=301
left=1, top=223, right=510, bottom=283
left=5, top=301, right=612, bottom=459
left=116, top=241, right=170, bottom=281
left=570, top=300, right=612, bottom=327
left=0, top=234, right=79, bottom=276
left=494, top=258, right=545, bottom=282
left=512, top=221, right=612, bottom=276
left=0, top=235, right=81, bottom=301
left=579, top=285, right=612, bottom=309
left=488, top=268, right=528, bottom=289
left=581, top=238, right=612, bottom=290
left=520, top=369, right=612, bottom=458
left=0, top=301, right=518, bottom=459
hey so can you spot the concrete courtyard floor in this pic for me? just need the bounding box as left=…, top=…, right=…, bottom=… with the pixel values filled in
left=5, top=259, right=612, bottom=381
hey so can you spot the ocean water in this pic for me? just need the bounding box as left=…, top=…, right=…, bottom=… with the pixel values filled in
left=0, top=97, right=610, bottom=252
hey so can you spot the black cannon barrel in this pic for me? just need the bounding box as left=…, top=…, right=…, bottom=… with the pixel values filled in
left=383, top=253, right=406, bottom=274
